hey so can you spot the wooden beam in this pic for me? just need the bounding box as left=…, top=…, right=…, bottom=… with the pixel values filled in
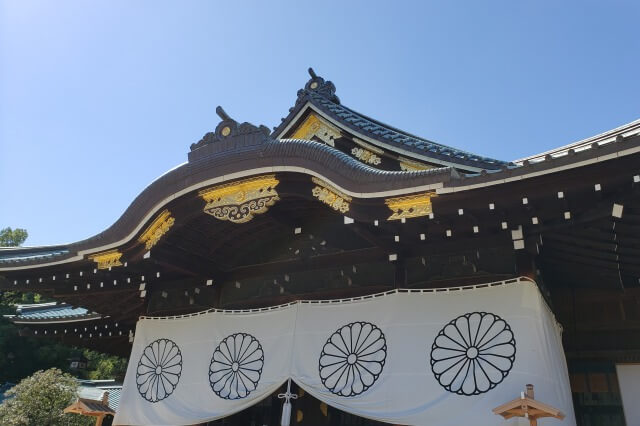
left=150, top=245, right=225, bottom=278
left=228, top=247, right=387, bottom=281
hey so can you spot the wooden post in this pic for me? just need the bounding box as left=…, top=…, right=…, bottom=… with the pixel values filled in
left=526, top=383, right=536, bottom=425
left=493, top=384, right=565, bottom=424
left=526, top=384, right=534, bottom=399
left=95, top=414, right=105, bottom=426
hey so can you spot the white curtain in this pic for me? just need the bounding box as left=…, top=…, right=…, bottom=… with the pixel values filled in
left=114, top=278, right=576, bottom=425
left=616, top=364, right=640, bottom=425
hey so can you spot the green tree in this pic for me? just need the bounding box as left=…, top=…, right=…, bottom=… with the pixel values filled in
left=0, top=227, right=127, bottom=388
left=0, top=368, right=93, bottom=426
left=0, top=226, right=34, bottom=314
left=0, top=318, right=75, bottom=383
left=0, top=227, right=28, bottom=247
left=83, top=350, right=128, bottom=382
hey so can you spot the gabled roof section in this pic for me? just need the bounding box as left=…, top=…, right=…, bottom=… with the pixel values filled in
left=5, top=302, right=100, bottom=324
left=0, top=247, right=69, bottom=265
left=273, top=68, right=510, bottom=172
left=514, top=117, right=640, bottom=164
left=78, top=380, right=122, bottom=411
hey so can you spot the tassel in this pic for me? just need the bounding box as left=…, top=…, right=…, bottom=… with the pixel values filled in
left=280, top=400, right=292, bottom=426
left=278, top=379, right=298, bottom=426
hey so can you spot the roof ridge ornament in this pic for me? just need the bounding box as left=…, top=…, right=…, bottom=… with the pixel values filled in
left=190, top=106, right=271, bottom=153
left=298, top=67, right=340, bottom=105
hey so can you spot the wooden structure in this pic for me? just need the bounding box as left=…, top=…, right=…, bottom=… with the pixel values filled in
left=1, top=68, right=639, bottom=424
left=64, top=392, right=115, bottom=426
left=493, top=384, right=565, bottom=426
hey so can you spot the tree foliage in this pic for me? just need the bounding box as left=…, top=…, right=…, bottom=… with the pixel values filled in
left=0, top=226, right=127, bottom=385
left=0, top=368, right=93, bottom=426
left=0, top=227, right=28, bottom=247
left=0, top=318, right=76, bottom=384
left=83, top=350, right=128, bottom=382
left=0, top=318, right=128, bottom=384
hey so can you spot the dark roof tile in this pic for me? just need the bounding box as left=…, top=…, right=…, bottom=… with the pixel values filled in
left=272, top=70, right=510, bottom=170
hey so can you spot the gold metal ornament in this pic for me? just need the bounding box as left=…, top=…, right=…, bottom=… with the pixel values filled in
left=199, top=175, right=280, bottom=223
left=290, top=114, right=340, bottom=147
left=385, top=192, right=435, bottom=220
left=399, top=157, right=435, bottom=171
left=138, top=209, right=175, bottom=250
left=311, top=177, right=351, bottom=213
left=88, top=250, right=123, bottom=270
left=351, top=147, right=382, bottom=165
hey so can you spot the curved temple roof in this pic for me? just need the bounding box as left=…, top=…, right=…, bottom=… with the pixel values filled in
left=1, top=68, right=639, bottom=366
left=0, top=68, right=638, bottom=273
left=273, top=68, right=509, bottom=171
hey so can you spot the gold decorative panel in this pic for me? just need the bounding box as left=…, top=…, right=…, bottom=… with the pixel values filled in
left=351, top=147, right=382, bottom=165
left=199, top=175, right=280, bottom=224
left=290, top=114, right=340, bottom=147
left=311, top=177, right=351, bottom=213
left=399, top=157, right=435, bottom=171
left=138, top=209, right=175, bottom=250
left=385, top=192, right=435, bottom=220
left=88, top=250, right=123, bottom=270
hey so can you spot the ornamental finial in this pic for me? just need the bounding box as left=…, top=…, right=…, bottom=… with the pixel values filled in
left=216, top=106, right=231, bottom=121
left=189, top=105, right=270, bottom=154
left=302, top=67, right=340, bottom=104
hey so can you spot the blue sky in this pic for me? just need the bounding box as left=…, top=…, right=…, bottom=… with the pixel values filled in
left=1, top=1, right=639, bottom=246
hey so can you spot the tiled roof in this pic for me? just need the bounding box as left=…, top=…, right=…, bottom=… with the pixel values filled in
left=6, top=302, right=99, bottom=323
left=0, top=247, right=69, bottom=264
left=307, top=91, right=509, bottom=170
left=78, top=380, right=122, bottom=411
left=273, top=69, right=509, bottom=171
left=17, top=304, right=88, bottom=319
left=514, top=117, right=640, bottom=164
left=102, top=386, right=122, bottom=411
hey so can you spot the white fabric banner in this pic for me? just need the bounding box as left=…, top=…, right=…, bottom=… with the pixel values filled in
left=616, top=364, right=640, bottom=426
left=114, top=278, right=576, bottom=425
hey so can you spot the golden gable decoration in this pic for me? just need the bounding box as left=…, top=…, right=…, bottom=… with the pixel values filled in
left=351, top=147, right=382, bottom=165
left=88, top=250, right=123, bottom=270
left=399, top=157, right=435, bottom=171
left=138, top=210, right=175, bottom=250
left=311, top=177, right=351, bottom=213
left=199, top=175, right=280, bottom=224
left=290, top=114, right=341, bottom=147
left=385, top=192, right=435, bottom=220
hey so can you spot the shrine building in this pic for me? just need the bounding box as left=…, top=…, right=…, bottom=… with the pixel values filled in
left=2, top=69, right=640, bottom=426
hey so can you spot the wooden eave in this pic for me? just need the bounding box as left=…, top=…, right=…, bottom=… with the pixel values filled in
left=64, top=398, right=115, bottom=416
left=0, top=124, right=637, bottom=274
left=8, top=312, right=102, bottom=324
left=493, top=396, right=565, bottom=420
